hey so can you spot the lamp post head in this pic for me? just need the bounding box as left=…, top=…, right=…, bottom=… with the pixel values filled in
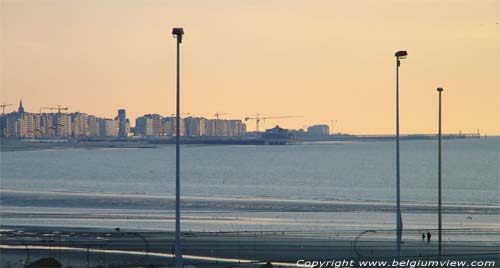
left=395, top=51, right=408, bottom=59
left=172, top=27, right=184, bottom=43
left=437, top=87, right=444, bottom=92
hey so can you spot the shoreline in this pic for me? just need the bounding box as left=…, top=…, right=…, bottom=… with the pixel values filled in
left=1, top=135, right=493, bottom=152
left=0, top=139, right=159, bottom=152
left=2, top=188, right=499, bottom=214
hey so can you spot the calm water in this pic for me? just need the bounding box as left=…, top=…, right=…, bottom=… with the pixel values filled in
left=1, top=138, right=499, bottom=235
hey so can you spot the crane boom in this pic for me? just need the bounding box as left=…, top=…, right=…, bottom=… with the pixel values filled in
left=169, top=113, right=190, bottom=118
left=0, top=104, right=12, bottom=114
left=214, top=112, right=228, bottom=120
left=41, top=105, right=69, bottom=114
left=244, top=114, right=302, bottom=133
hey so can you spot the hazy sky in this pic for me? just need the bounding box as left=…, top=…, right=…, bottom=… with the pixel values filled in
left=1, top=0, right=498, bottom=134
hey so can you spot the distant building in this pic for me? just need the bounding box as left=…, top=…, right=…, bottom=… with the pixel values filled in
left=238, top=121, right=247, bottom=136
left=105, top=119, right=119, bottom=137
left=115, top=109, right=130, bottom=137
left=117, top=109, right=126, bottom=121
left=135, top=114, right=163, bottom=136
left=3, top=114, right=18, bottom=137
left=0, top=115, right=6, bottom=137
left=0, top=102, right=133, bottom=138
left=262, top=125, right=294, bottom=145
left=4, top=100, right=41, bottom=138
left=135, top=116, right=154, bottom=136
left=307, top=124, right=330, bottom=136
left=229, top=120, right=246, bottom=136
left=55, top=113, right=72, bottom=137
left=0, top=101, right=248, bottom=139
left=72, top=113, right=89, bottom=137
left=216, top=119, right=228, bottom=136
left=124, top=121, right=131, bottom=136
left=18, top=99, right=25, bottom=114
left=98, top=119, right=119, bottom=137
left=18, top=113, right=36, bottom=138
left=203, top=119, right=246, bottom=137
left=184, top=117, right=206, bottom=137
left=151, top=115, right=163, bottom=136
left=87, top=115, right=100, bottom=137
left=38, top=113, right=55, bottom=136
left=162, top=117, right=185, bottom=137
left=204, top=119, right=217, bottom=136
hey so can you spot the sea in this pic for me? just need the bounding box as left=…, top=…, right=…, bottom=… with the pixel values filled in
left=1, top=138, right=499, bottom=241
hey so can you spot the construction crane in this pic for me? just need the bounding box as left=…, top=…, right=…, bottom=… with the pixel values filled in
left=1, top=104, right=12, bottom=114
left=244, top=114, right=302, bottom=133
left=214, top=112, right=228, bottom=120
left=40, top=105, right=68, bottom=114
left=330, top=120, right=338, bottom=135
left=169, top=112, right=190, bottom=118
left=213, top=113, right=228, bottom=137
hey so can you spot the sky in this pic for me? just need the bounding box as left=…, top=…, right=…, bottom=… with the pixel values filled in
left=1, top=0, right=499, bottom=134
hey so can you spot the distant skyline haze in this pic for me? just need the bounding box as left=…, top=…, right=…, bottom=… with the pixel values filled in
left=1, top=0, right=498, bottom=134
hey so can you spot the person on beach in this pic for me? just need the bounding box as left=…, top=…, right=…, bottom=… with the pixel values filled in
left=422, top=233, right=425, bottom=242
left=427, top=231, right=432, bottom=243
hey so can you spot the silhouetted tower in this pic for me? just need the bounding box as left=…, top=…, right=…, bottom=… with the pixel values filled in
left=18, top=99, right=25, bottom=114
left=116, top=109, right=128, bottom=137
left=117, top=109, right=126, bottom=121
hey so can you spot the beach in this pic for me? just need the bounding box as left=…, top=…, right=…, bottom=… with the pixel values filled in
left=1, top=139, right=498, bottom=267
left=2, top=225, right=499, bottom=267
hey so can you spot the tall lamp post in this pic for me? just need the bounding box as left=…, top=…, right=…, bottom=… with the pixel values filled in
left=437, top=87, right=444, bottom=261
left=172, top=27, right=184, bottom=268
left=395, top=50, right=407, bottom=258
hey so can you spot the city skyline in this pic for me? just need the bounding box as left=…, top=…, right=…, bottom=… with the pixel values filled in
left=0, top=100, right=249, bottom=138
left=0, top=97, right=492, bottom=135
left=2, top=0, right=498, bottom=134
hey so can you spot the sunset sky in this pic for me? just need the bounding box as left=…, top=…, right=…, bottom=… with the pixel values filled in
left=1, top=0, right=498, bottom=134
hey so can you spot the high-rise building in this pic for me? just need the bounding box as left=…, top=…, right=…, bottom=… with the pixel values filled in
left=88, top=115, right=100, bottom=137
left=97, top=118, right=119, bottom=137
left=152, top=116, right=163, bottom=136
left=38, top=113, right=57, bottom=136
left=117, top=109, right=126, bottom=121
left=18, top=113, right=36, bottom=138
left=115, top=109, right=129, bottom=137
left=3, top=114, right=18, bottom=137
left=163, top=117, right=185, bottom=137
left=104, top=119, right=119, bottom=137
left=238, top=121, right=247, bottom=136
left=135, top=117, right=154, bottom=136
left=204, top=119, right=246, bottom=137
left=205, top=119, right=217, bottom=136
left=0, top=102, right=247, bottom=139
left=184, top=117, right=206, bottom=137
left=135, top=114, right=163, bottom=136
left=72, top=113, right=89, bottom=137
left=56, top=113, right=72, bottom=137
left=0, top=115, right=6, bottom=137
left=220, top=120, right=229, bottom=136
left=34, top=114, right=42, bottom=136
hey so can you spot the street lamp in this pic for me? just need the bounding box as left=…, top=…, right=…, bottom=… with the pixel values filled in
left=172, top=27, right=184, bottom=268
left=394, top=50, right=407, bottom=258
left=437, top=87, right=444, bottom=261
